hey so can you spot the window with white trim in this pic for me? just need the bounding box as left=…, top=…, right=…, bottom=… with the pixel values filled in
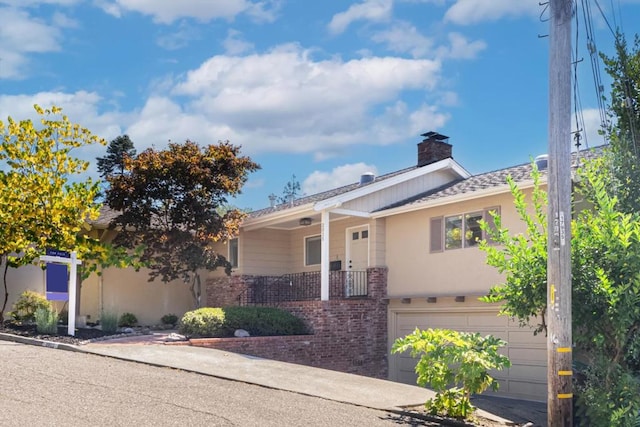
left=430, top=207, right=500, bottom=252
left=228, top=238, right=238, bottom=268
left=305, top=235, right=321, bottom=266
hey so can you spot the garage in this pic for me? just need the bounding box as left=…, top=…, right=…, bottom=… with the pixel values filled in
left=388, top=298, right=547, bottom=401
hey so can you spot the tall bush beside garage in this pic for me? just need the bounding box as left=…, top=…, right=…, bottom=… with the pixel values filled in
left=392, top=328, right=510, bottom=420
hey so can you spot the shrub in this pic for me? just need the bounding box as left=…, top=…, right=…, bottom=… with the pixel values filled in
left=34, top=307, right=58, bottom=335
left=101, top=311, right=119, bottom=333
left=178, top=308, right=225, bottom=338
left=220, top=306, right=308, bottom=337
left=58, top=309, right=68, bottom=325
left=10, top=291, right=52, bottom=323
left=161, top=313, right=178, bottom=326
left=392, top=328, right=511, bottom=420
left=118, top=312, right=138, bottom=327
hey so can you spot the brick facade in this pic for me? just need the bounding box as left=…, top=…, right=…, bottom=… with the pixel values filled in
left=203, top=267, right=389, bottom=379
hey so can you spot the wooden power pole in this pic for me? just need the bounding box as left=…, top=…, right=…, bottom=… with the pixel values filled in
left=547, top=0, right=573, bottom=425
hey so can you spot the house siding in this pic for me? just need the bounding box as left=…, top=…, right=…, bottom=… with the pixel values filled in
left=385, top=191, right=529, bottom=297
left=341, top=169, right=457, bottom=213
left=239, top=228, right=291, bottom=275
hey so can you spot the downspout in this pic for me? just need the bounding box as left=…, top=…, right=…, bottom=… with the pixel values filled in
left=320, top=210, right=330, bottom=301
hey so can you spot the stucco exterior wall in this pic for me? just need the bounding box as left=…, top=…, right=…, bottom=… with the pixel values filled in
left=385, top=190, right=531, bottom=297
left=94, top=266, right=195, bottom=326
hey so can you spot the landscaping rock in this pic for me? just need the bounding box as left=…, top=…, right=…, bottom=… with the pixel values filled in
left=234, top=329, right=250, bottom=337
left=165, top=333, right=187, bottom=342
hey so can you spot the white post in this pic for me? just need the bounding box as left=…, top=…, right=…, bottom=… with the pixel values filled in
left=320, top=210, right=330, bottom=301
left=68, top=251, right=78, bottom=336
left=40, top=251, right=82, bottom=337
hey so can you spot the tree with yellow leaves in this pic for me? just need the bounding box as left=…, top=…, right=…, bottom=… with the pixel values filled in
left=0, top=105, right=105, bottom=322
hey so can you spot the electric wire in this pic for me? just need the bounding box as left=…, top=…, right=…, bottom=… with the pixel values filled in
left=573, top=0, right=587, bottom=160
left=580, top=0, right=611, bottom=141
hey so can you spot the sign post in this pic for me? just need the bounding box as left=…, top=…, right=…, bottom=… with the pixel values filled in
left=41, top=251, right=82, bottom=336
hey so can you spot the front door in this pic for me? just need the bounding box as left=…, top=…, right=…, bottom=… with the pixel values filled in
left=346, top=225, right=369, bottom=296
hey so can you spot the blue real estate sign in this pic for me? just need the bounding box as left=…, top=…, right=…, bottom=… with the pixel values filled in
left=45, top=249, right=70, bottom=301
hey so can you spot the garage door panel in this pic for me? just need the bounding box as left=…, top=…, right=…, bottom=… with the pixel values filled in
left=391, top=310, right=547, bottom=401
left=507, top=330, right=546, bottom=345
left=508, top=348, right=547, bottom=364
left=507, top=363, right=547, bottom=381
left=504, top=380, right=547, bottom=401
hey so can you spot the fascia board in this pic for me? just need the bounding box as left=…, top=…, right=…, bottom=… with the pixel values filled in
left=242, top=203, right=316, bottom=231
left=313, top=158, right=470, bottom=212
left=372, top=178, right=543, bottom=218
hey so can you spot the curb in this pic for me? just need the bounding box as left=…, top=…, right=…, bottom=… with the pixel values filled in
left=0, top=332, right=84, bottom=353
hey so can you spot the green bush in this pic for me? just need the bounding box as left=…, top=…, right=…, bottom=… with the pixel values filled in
left=178, top=308, right=225, bottom=338
left=101, top=311, right=119, bottom=333
left=58, top=309, right=68, bottom=325
left=34, top=307, right=58, bottom=335
left=118, top=312, right=138, bottom=327
left=221, top=306, right=308, bottom=337
left=10, top=291, right=52, bottom=323
left=178, top=306, right=308, bottom=338
left=161, top=313, right=178, bottom=326
left=392, top=328, right=511, bottom=420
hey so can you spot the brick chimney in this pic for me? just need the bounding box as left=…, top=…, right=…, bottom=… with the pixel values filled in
left=417, top=131, right=452, bottom=167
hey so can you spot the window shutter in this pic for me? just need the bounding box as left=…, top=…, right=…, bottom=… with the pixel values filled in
left=430, top=217, right=443, bottom=252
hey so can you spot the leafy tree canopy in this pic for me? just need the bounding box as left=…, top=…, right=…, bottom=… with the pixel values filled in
left=105, top=140, right=260, bottom=307
left=479, top=155, right=640, bottom=424
left=602, top=33, right=640, bottom=213
left=0, top=105, right=106, bottom=320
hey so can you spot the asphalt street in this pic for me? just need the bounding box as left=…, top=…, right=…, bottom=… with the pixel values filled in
left=0, top=341, right=431, bottom=426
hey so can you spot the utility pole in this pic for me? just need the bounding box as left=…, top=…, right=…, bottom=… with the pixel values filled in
left=547, top=0, right=573, bottom=425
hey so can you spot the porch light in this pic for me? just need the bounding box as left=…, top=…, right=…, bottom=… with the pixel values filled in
left=299, top=217, right=313, bottom=226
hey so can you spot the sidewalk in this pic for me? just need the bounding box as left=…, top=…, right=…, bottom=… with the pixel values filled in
left=1, top=331, right=544, bottom=425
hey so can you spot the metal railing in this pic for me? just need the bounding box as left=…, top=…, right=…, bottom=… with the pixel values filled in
left=237, top=270, right=368, bottom=306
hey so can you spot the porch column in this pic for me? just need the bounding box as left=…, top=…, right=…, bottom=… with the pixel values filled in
left=321, top=209, right=330, bottom=301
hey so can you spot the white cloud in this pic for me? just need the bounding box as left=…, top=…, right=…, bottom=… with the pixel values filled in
left=222, top=29, right=254, bottom=55
left=444, top=0, right=539, bottom=25
left=0, top=45, right=450, bottom=174
left=371, top=21, right=434, bottom=58
left=575, top=108, right=609, bottom=148
left=328, top=0, right=393, bottom=34
left=0, top=7, right=63, bottom=78
left=99, top=0, right=275, bottom=24
left=408, top=103, right=450, bottom=135
left=168, top=44, right=443, bottom=156
left=0, top=0, right=78, bottom=5
left=436, top=32, right=486, bottom=59
left=303, top=163, right=379, bottom=195
left=157, top=25, right=200, bottom=50
left=52, top=11, right=78, bottom=28
left=0, top=91, right=129, bottom=175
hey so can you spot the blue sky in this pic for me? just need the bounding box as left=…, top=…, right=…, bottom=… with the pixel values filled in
left=0, top=0, right=638, bottom=210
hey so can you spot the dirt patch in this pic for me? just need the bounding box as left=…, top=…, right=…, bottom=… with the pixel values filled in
left=402, top=395, right=546, bottom=427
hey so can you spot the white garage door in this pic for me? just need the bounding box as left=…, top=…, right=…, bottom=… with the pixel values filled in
left=390, top=309, right=547, bottom=401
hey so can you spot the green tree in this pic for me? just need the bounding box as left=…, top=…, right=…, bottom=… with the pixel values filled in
left=279, top=174, right=302, bottom=205
left=96, top=135, right=136, bottom=179
left=479, top=156, right=640, bottom=425
left=0, top=105, right=105, bottom=322
left=105, top=140, right=259, bottom=308
left=602, top=34, right=640, bottom=213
